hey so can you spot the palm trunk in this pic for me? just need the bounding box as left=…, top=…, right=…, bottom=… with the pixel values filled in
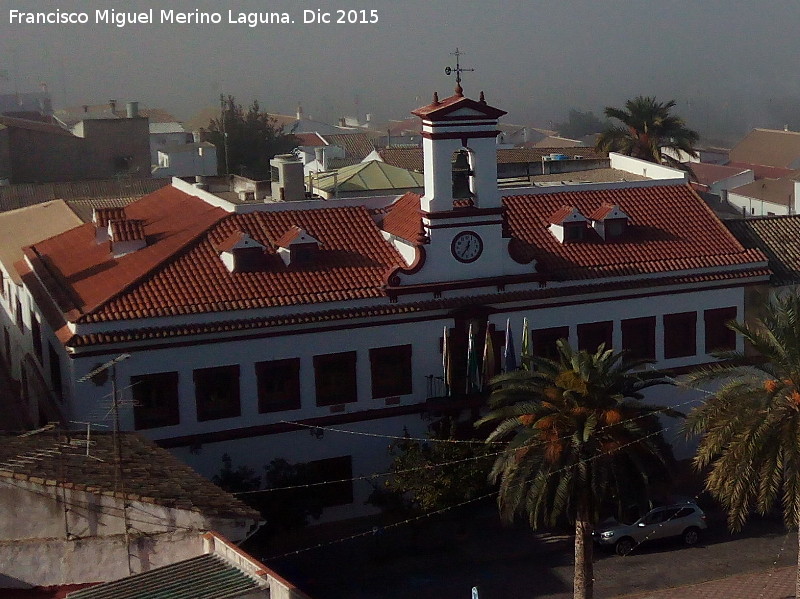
left=574, top=507, right=594, bottom=599
left=796, top=520, right=800, bottom=599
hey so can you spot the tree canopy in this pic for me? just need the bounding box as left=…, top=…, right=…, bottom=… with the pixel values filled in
left=478, top=341, right=676, bottom=599
left=595, top=96, right=699, bottom=167
left=555, top=109, right=607, bottom=140
left=205, top=95, right=297, bottom=180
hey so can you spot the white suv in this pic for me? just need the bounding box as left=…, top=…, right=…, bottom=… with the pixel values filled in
left=594, top=502, right=708, bottom=556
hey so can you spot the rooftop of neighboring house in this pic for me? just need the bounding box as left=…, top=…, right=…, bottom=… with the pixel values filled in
left=0, top=178, right=170, bottom=213
left=725, top=161, right=798, bottom=180
left=729, top=177, right=795, bottom=207
left=725, top=214, right=800, bottom=286
left=64, top=554, right=268, bottom=599
left=312, top=160, right=423, bottom=194
left=295, top=132, right=326, bottom=147
left=319, top=133, right=375, bottom=161
left=0, top=431, right=260, bottom=521
left=0, top=115, right=73, bottom=137
left=687, top=162, right=752, bottom=188
left=55, top=103, right=177, bottom=127
left=376, top=147, right=604, bottom=173
left=525, top=135, right=587, bottom=148
left=728, top=128, right=800, bottom=169
left=527, top=168, right=649, bottom=185
left=0, top=200, right=82, bottom=283
left=148, top=122, right=187, bottom=135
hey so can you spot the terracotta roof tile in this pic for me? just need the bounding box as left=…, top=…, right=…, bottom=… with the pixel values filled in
left=0, top=432, right=259, bottom=521
left=26, top=187, right=227, bottom=321
left=726, top=161, right=799, bottom=180
left=725, top=215, right=800, bottom=286
left=411, top=91, right=507, bottom=120
left=728, top=128, right=800, bottom=169
left=379, top=147, right=423, bottom=172
left=383, top=192, right=425, bottom=244
left=320, top=133, right=375, bottom=160
left=548, top=205, right=583, bottom=225
left=68, top=202, right=405, bottom=323
left=588, top=203, right=627, bottom=221
left=109, top=219, right=146, bottom=242
left=503, top=185, right=764, bottom=279
left=93, top=206, right=127, bottom=227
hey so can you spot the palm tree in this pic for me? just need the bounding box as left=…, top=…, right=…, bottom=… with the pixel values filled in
left=478, top=341, right=676, bottom=599
left=686, top=292, right=800, bottom=599
left=595, top=96, right=699, bottom=168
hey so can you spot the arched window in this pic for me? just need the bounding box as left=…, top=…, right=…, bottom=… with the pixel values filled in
left=451, top=148, right=475, bottom=201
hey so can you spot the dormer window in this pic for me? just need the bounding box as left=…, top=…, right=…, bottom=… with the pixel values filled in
left=589, top=203, right=630, bottom=241
left=214, top=231, right=265, bottom=273
left=109, top=219, right=146, bottom=258
left=548, top=206, right=587, bottom=244
left=275, top=226, right=321, bottom=267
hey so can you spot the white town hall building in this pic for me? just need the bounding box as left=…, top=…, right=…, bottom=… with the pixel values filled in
left=0, top=85, right=769, bottom=518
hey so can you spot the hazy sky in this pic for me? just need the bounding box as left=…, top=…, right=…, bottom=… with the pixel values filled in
left=2, top=0, right=799, bottom=136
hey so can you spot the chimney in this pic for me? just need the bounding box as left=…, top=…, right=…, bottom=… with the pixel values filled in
left=109, top=219, right=147, bottom=257
left=82, top=105, right=89, bottom=113
left=126, top=101, right=139, bottom=118
left=296, top=103, right=303, bottom=120
left=109, top=99, right=117, bottom=113
left=270, top=154, right=305, bottom=202
left=785, top=124, right=790, bottom=132
left=339, top=117, right=346, bottom=127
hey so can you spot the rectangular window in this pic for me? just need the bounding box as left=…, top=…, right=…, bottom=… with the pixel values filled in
left=314, top=351, right=357, bottom=406
left=532, top=326, right=569, bottom=360
left=305, top=456, right=353, bottom=508
left=194, top=365, right=241, bottom=421
left=664, top=312, right=697, bottom=358
left=370, top=345, right=412, bottom=399
left=48, top=343, right=62, bottom=401
left=704, top=307, right=737, bottom=353
left=15, top=297, right=23, bottom=330
left=621, top=317, right=656, bottom=360
left=577, top=321, right=613, bottom=353
left=30, top=312, right=42, bottom=364
left=256, top=358, right=301, bottom=413
left=132, top=372, right=180, bottom=430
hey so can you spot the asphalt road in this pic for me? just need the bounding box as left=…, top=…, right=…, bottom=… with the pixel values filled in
left=260, top=506, right=798, bottom=599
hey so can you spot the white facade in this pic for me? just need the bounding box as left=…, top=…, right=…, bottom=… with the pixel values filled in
left=152, top=142, right=218, bottom=178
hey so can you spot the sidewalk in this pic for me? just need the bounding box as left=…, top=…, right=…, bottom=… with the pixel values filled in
left=617, top=565, right=795, bottom=599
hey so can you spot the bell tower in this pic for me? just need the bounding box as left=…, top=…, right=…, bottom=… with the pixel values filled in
left=412, top=87, right=506, bottom=213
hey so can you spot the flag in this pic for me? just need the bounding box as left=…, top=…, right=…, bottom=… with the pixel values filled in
left=503, top=318, right=517, bottom=372
left=521, top=317, right=532, bottom=370
left=482, top=323, right=496, bottom=389
left=466, top=322, right=480, bottom=393
left=442, top=325, right=451, bottom=396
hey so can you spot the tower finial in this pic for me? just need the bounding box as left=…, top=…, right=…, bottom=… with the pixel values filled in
left=455, top=83, right=463, bottom=97
left=479, top=91, right=486, bottom=104
left=433, top=91, right=440, bottom=105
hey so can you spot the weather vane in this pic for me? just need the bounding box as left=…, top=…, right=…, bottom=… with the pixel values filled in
left=445, top=48, right=474, bottom=94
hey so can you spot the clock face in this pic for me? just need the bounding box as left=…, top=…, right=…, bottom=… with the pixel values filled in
left=451, top=231, right=483, bottom=263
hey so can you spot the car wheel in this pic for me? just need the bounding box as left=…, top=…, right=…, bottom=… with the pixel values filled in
left=615, top=537, right=635, bottom=556
left=683, top=527, right=701, bottom=546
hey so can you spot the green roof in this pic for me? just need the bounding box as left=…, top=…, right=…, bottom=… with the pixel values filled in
left=66, top=554, right=266, bottom=599
left=314, top=159, right=423, bottom=193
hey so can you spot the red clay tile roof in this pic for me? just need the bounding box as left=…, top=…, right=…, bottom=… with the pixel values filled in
left=295, top=132, right=326, bottom=147
left=379, top=148, right=424, bottom=172
left=109, top=219, right=146, bottom=242
left=412, top=91, right=507, bottom=120
left=25, top=187, right=227, bottom=322
left=688, top=162, right=750, bottom=186
left=383, top=192, right=425, bottom=244
left=726, top=161, right=798, bottom=180
left=503, top=185, right=765, bottom=279
left=0, top=115, right=73, bottom=136
left=66, top=202, right=405, bottom=323
left=320, top=133, right=375, bottom=160
left=93, top=207, right=127, bottom=227
left=548, top=206, right=584, bottom=225
left=588, top=203, right=627, bottom=221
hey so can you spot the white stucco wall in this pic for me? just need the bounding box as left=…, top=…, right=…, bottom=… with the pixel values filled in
left=727, top=191, right=790, bottom=217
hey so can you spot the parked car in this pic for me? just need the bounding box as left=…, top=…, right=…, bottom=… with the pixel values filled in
left=594, top=501, right=707, bottom=556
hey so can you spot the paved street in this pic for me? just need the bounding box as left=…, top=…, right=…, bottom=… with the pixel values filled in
left=258, top=505, right=798, bottom=599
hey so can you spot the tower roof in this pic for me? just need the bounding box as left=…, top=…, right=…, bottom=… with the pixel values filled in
left=411, top=91, right=506, bottom=121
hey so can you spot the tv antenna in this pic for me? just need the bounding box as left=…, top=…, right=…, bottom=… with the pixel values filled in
left=444, top=48, right=474, bottom=94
